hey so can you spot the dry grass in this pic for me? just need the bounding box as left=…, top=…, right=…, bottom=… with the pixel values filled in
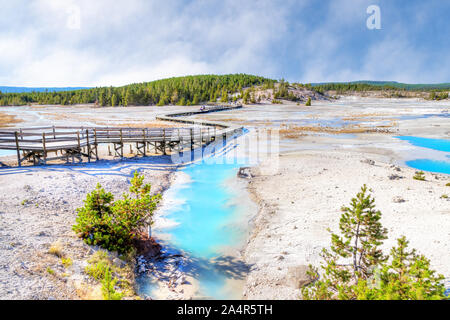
left=282, top=132, right=308, bottom=139
left=48, top=241, right=64, bottom=258
left=217, top=118, right=244, bottom=122
left=278, top=123, right=395, bottom=137
left=74, top=282, right=104, bottom=300
left=341, top=113, right=391, bottom=120
left=341, top=113, right=397, bottom=121
left=0, top=112, right=22, bottom=127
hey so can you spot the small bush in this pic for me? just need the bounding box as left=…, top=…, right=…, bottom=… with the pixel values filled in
left=102, top=267, right=124, bottom=300
left=61, top=257, right=73, bottom=268
left=48, top=241, right=63, bottom=258
left=85, top=251, right=112, bottom=281
left=441, top=194, right=448, bottom=199
left=84, top=251, right=125, bottom=300
left=413, top=171, right=426, bottom=181
left=72, top=172, right=161, bottom=254
left=85, top=260, right=110, bottom=281
left=445, top=182, right=450, bottom=187
left=305, top=97, right=312, bottom=106
left=47, top=267, right=55, bottom=275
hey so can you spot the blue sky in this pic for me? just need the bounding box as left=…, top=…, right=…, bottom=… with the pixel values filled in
left=0, top=0, right=449, bottom=86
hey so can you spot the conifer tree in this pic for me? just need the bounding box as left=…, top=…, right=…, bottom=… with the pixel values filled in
left=305, top=97, right=312, bottom=106
left=111, top=94, right=117, bottom=107
left=72, top=172, right=161, bottom=254
left=302, top=186, right=446, bottom=300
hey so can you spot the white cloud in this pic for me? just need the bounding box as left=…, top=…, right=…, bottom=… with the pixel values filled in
left=0, top=0, right=448, bottom=86
left=0, top=0, right=295, bottom=86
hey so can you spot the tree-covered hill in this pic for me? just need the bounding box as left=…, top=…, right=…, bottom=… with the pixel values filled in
left=312, top=81, right=450, bottom=93
left=0, top=86, right=91, bottom=93
left=0, top=74, right=275, bottom=107
left=2, top=75, right=449, bottom=106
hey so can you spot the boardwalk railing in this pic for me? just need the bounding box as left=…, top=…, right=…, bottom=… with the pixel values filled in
left=0, top=105, right=243, bottom=166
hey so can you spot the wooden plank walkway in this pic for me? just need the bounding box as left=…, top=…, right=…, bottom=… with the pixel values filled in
left=0, top=105, right=243, bottom=166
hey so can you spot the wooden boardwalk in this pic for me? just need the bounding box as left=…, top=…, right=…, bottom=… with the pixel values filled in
left=0, top=105, right=243, bottom=166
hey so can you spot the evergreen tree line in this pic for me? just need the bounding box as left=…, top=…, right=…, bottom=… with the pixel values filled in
left=273, top=80, right=309, bottom=102
left=313, top=82, right=450, bottom=94
left=0, top=74, right=275, bottom=107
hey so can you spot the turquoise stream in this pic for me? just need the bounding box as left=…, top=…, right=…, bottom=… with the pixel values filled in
left=396, top=136, right=450, bottom=175
left=165, top=161, right=244, bottom=258
left=138, top=135, right=250, bottom=299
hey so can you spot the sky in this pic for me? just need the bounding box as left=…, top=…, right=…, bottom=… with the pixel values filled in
left=0, top=0, right=449, bottom=87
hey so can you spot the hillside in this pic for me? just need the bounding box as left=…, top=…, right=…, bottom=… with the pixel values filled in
left=243, top=81, right=327, bottom=104
left=312, top=81, right=450, bottom=93
left=310, top=81, right=450, bottom=100
left=0, top=74, right=275, bottom=107
left=2, top=76, right=450, bottom=107
left=0, top=86, right=91, bottom=93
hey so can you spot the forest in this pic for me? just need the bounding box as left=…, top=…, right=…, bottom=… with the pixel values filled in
left=312, top=81, right=450, bottom=94
left=0, top=74, right=275, bottom=107
left=1, top=75, right=449, bottom=107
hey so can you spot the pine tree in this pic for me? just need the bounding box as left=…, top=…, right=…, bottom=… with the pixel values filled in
left=243, top=90, right=250, bottom=104
left=111, top=94, right=117, bottom=107
left=72, top=172, right=161, bottom=254
left=354, top=237, right=446, bottom=300
left=220, top=89, right=228, bottom=103
left=192, top=94, right=200, bottom=105
left=301, top=186, right=446, bottom=300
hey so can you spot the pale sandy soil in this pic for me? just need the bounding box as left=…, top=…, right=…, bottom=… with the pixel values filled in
left=0, top=97, right=449, bottom=300
left=193, top=97, right=450, bottom=300
left=243, top=150, right=449, bottom=299
left=0, top=103, right=219, bottom=300
left=0, top=156, right=176, bottom=299
left=0, top=104, right=200, bottom=128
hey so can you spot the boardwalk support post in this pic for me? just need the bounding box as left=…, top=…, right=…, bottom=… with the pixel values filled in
left=42, top=132, right=47, bottom=165
left=163, top=129, right=166, bottom=155
left=14, top=131, right=21, bottom=167
left=94, top=129, right=99, bottom=160
left=86, top=129, right=91, bottom=162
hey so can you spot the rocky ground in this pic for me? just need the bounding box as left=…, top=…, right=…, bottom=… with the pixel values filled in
left=191, top=97, right=449, bottom=300
left=136, top=246, right=199, bottom=300
left=242, top=150, right=450, bottom=299
left=0, top=97, right=449, bottom=300
left=0, top=156, right=175, bottom=299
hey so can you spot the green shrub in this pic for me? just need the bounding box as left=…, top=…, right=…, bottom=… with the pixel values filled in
left=445, top=182, right=450, bottom=187
left=85, top=260, right=110, bottom=281
left=61, top=257, right=73, bottom=268
left=301, top=185, right=446, bottom=300
left=305, top=97, right=312, bottom=106
left=102, top=267, right=124, bottom=300
left=413, top=171, right=426, bottom=181
left=72, top=172, right=161, bottom=254
left=354, top=237, right=445, bottom=300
